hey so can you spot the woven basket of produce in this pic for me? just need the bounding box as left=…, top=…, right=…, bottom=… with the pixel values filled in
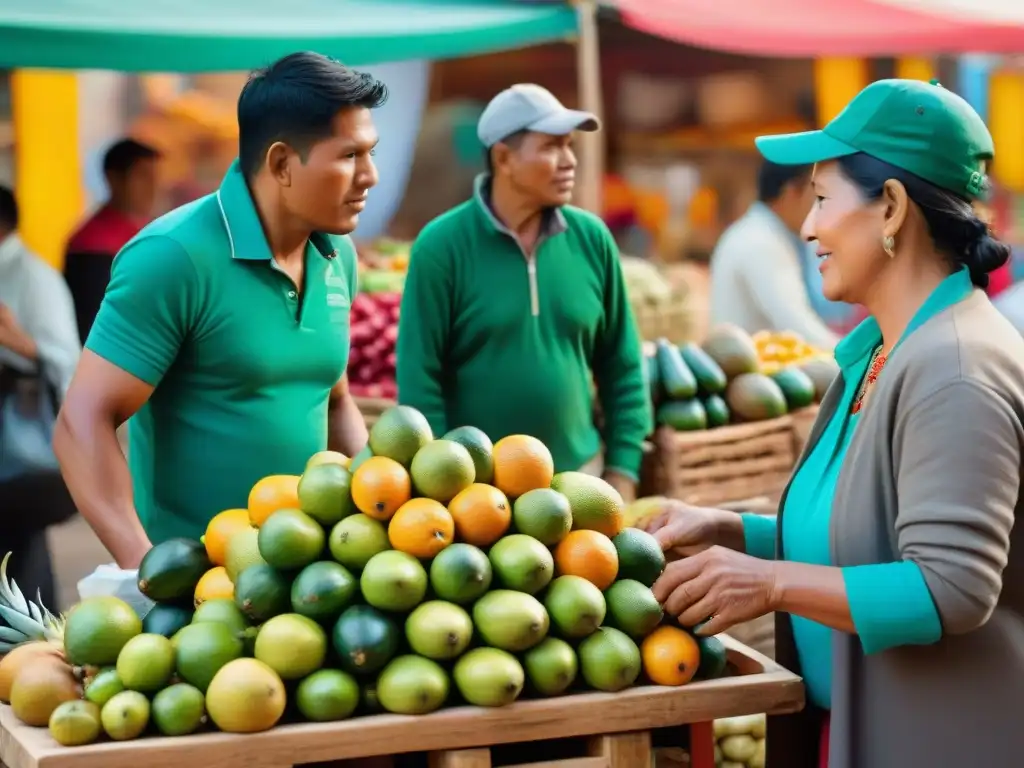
left=621, top=256, right=697, bottom=345
left=639, top=324, right=839, bottom=505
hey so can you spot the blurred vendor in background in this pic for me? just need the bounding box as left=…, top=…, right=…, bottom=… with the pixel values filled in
left=397, top=85, right=651, bottom=502
left=709, top=160, right=840, bottom=350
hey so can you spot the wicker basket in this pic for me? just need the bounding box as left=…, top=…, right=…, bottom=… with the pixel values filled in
left=791, top=403, right=821, bottom=458
left=640, top=416, right=797, bottom=506
left=354, top=396, right=396, bottom=429
left=633, top=302, right=698, bottom=345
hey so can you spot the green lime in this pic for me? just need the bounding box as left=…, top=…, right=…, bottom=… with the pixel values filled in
left=360, top=550, right=427, bottom=612
left=453, top=648, right=524, bottom=707
left=443, top=426, right=494, bottom=484
left=298, top=463, right=356, bottom=526
left=544, top=575, right=606, bottom=639
left=49, top=700, right=102, bottom=746
left=151, top=683, right=206, bottom=736
left=296, top=669, right=360, bottom=722
left=611, top=528, right=666, bottom=587
left=328, top=514, right=390, bottom=571
left=116, top=633, right=174, bottom=693
left=100, top=690, right=150, bottom=741
left=405, top=601, right=473, bottom=660
left=604, top=579, right=664, bottom=639
left=523, top=637, right=578, bottom=696
left=578, top=627, right=641, bottom=692
left=512, top=489, right=573, bottom=545
left=84, top=668, right=124, bottom=707
left=488, top=534, right=554, bottom=595
left=254, top=614, right=327, bottom=680
left=192, top=598, right=251, bottom=636
left=429, top=543, right=492, bottom=605
left=257, top=509, right=326, bottom=571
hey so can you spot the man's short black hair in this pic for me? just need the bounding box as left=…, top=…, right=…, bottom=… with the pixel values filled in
left=0, top=185, right=17, bottom=232
left=103, top=138, right=160, bottom=177
left=758, top=160, right=812, bottom=203
left=238, top=51, right=389, bottom=179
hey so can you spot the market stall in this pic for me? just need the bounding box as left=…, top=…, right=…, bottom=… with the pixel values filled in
left=0, top=399, right=803, bottom=768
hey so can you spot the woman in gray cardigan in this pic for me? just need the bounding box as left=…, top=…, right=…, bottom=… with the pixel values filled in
left=643, top=79, right=1024, bottom=768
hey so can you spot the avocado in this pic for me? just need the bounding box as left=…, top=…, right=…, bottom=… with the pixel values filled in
left=141, top=603, right=193, bottom=638
left=703, top=394, right=730, bottom=427
left=771, top=367, right=816, bottom=409
left=696, top=634, right=729, bottom=680
left=656, top=399, right=707, bottom=431
left=799, top=357, right=841, bottom=402
left=701, top=325, right=760, bottom=379
left=233, top=564, right=291, bottom=623
left=679, top=342, right=727, bottom=394
left=725, top=373, right=788, bottom=421
left=644, top=353, right=662, bottom=404
left=332, top=605, right=400, bottom=676
left=138, top=538, right=211, bottom=603
left=655, top=338, right=697, bottom=400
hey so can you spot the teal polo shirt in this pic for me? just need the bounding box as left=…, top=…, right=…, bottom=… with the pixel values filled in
left=86, top=160, right=357, bottom=544
left=743, top=269, right=975, bottom=710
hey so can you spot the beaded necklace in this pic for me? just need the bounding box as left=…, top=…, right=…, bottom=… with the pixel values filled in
left=851, top=345, right=887, bottom=414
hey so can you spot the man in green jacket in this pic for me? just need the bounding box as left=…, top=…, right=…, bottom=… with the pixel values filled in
left=396, top=84, right=650, bottom=501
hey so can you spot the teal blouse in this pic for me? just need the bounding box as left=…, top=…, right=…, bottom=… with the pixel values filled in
left=741, top=268, right=975, bottom=710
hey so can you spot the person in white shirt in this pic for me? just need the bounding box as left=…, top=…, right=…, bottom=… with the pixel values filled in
left=0, top=186, right=81, bottom=610
left=709, top=161, right=840, bottom=350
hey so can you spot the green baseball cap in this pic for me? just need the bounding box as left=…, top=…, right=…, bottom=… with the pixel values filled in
left=755, top=78, right=994, bottom=200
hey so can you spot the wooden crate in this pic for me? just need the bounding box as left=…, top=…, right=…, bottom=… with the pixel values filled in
left=640, top=416, right=797, bottom=506
left=354, top=396, right=396, bottom=429
left=0, top=637, right=802, bottom=768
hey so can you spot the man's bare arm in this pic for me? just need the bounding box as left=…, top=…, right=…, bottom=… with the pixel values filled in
left=53, top=350, right=154, bottom=568
left=328, top=374, right=369, bottom=457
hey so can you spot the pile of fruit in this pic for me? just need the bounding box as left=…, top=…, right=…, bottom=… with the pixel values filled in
left=357, top=237, right=409, bottom=295
left=347, top=291, right=400, bottom=400
left=751, top=330, right=830, bottom=375
left=647, top=324, right=840, bottom=432
left=0, top=405, right=730, bottom=749
left=713, top=713, right=766, bottom=768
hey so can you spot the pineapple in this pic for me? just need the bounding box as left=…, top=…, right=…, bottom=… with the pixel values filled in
left=0, top=552, right=65, bottom=654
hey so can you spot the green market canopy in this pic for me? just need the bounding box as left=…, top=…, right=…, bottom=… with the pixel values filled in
left=0, top=0, right=579, bottom=71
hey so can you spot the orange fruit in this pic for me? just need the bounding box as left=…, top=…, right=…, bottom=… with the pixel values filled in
left=447, top=484, right=511, bottom=547
left=204, top=508, right=253, bottom=566
left=351, top=456, right=412, bottom=521
left=388, top=498, right=455, bottom=559
left=491, top=435, right=554, bottom=499
left=194, top=566, right=235, bottom=606
left=248, top=475, right=301, bottom=527
left=641, top=626, right=701, bottom=686
left=554, top=530, right=618, bottom=590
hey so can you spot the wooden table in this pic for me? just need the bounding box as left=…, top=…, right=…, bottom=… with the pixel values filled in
left=1, top=636, right=802, bottom=768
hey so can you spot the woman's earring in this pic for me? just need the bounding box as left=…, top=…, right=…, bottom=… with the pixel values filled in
left=883, top=235, right=896, bottom=258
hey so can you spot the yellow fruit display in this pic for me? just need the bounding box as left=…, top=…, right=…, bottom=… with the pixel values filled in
left=753, top=329, right=828, bottom=372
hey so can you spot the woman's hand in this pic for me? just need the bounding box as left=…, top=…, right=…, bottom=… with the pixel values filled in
left=652, top=546, right=779, bottom=635
left=638, top=499, right=745, bottom=558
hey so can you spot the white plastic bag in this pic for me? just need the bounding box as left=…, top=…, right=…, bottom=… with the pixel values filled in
left=77, top=564, right=155, bottom=619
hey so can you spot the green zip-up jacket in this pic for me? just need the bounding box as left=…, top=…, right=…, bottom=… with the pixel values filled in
left=396, top=176, right=651, bottom=480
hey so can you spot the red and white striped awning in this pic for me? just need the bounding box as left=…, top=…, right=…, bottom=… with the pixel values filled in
left=613, top=0, right=1024, bottom=56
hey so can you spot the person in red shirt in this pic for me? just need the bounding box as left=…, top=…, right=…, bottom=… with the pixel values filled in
left=64, top=139, right=160, bottom=344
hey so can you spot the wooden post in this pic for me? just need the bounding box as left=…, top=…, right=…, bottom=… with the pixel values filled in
left=572, top=0, right=604, bottom=215
left=689, top=721, right=717, bottom=768
left=587, top=731, right=652, bottom=767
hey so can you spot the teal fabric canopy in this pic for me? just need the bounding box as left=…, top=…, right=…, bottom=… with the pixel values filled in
left=0, top=0, right=578, bottom=72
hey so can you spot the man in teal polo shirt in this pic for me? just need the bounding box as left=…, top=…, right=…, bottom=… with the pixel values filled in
left=54, top=52, right=387, bottom=567
left=397, top=84, right=650, bottom=501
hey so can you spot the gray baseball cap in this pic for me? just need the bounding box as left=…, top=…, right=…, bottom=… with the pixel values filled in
left=477, top=84, right=600, bottom=148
